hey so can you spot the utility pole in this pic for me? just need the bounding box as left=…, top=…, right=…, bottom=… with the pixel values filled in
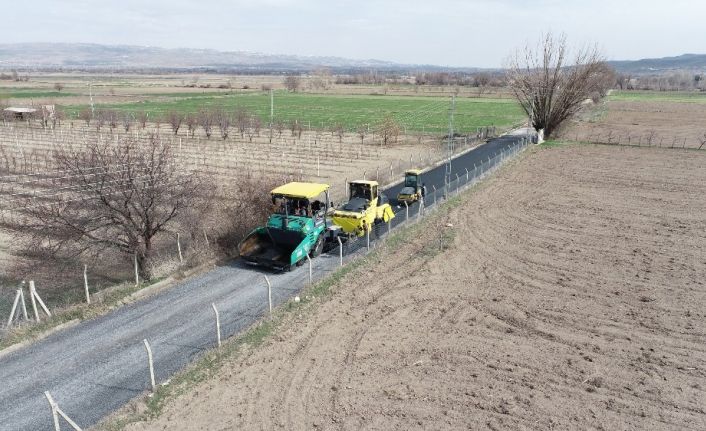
left=445, top=95, right=456, bottom=187
left=270, top=89, right=274, bottom=127
left=89, top=82, right=95, bottom=119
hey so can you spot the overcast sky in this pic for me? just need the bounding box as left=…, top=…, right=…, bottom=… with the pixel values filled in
left=3, top=0, right=704, bottom=67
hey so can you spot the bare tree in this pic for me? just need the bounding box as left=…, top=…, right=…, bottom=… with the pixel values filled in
left=136, top=111, right=149, bottom=129
left=377, top=116, right=400, bottom=146
left=78, top=108, right=92, bottom=127
left=199, top=109, right=213, bottom=139
left=331, top=123, right=344, bottom=143
left=251, top=115, right=262, bottom=137
left=3, top=136, right=209, bottom=279
left=275, top=119, right=285, bottom=138
left=185, top=114, right=197, bottom=137
left=53, top=83, right=64, bottom=92
left=167, top=111, right=184, bottom=136
left=95, top=110, right=105, bottom=131
left=506, top=33, right=615, bottom=137
left=357, top=125, right=367, bottom=145
left=215, top=108, right=231, bottom=140
left=699, top=132, right=706, bottom=150
left=235, top=108, right=249, bottom=138
left=104, top=110, right=119, bottom=132
left=122, top=112, right=132, bottom=132
left=284, top=75, right=301, bottom=92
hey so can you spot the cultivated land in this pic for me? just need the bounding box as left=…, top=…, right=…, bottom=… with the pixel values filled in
left=0, top=74, right=523, bottom=134
left=0, top=75, right=524, bottom=320
left=560, top=90, right=706, bottom=149
left=119, top=143, right=706, bottom=430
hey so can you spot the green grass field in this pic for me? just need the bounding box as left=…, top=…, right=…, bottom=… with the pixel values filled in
left=609, top=90, right=706, bottom=104
left=64, top=92, right=525, bottom=133
left=0, top=88, right=77, bottom=99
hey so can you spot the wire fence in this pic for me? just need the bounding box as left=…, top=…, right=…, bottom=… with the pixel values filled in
left=330, top=133, right=534, bottom=260
left=0, top=132, right=533, bottom=332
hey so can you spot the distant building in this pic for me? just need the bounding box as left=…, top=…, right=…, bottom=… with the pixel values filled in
left=3, top=106, right=37, bottom=120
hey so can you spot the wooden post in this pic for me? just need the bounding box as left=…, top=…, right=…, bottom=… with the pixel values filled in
left=404, top=201, right=409, bottom=222
left=306, top=255, right=313, bottom=285
left=134, top=254, right=139, bottom=287
left=45, top=391, right=61, bottom=431
left=366, top=228, right=370, bottom=250
left=177, top=233, right=183, bottom=263
left=83, top=264, right=90, bottom=304
left=45, top=391, right=83, bottom=431
left=30, top=280, right=51, bottom=318
left=264, top=275, right=272, bottom=316
left=6, top=289, right=21, bottom=327
left=143, top=339, right=156, bottom=391
left=337, top=237, right=343, bottom=266
left=211, top=303, right=221, bottom=348
left=19, top=288, right=28, bottom=321
left=203, top=230, right=209, bottom=246
left=387, top=219, right=391, bottom=236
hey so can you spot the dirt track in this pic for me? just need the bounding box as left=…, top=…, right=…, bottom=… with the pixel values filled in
left=123, top=144, right=706, bottom=431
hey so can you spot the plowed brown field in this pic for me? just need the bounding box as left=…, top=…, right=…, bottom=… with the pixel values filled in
left=121, top=143, right=706, bottom=431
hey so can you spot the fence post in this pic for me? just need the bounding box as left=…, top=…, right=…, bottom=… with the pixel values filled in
left=30, top=280, right=51, bottom=318
left=465, top=168, right=469, bottom=181
left=134, top=254, right=139, bottom=287
left=83, top=264, right=90, bottom=304
left=404, top=201, right=409, bottom=222
left=45, top=391, right=83, bottom=431
left=418, top=197, right=424, bottom=217
left=143, top=339, right=156, bottom=392
left=29, top=281, right=39, bottom=322
left=46, top=391, right=61, bottom=431
left=211, top=303, right=221, bottom=348
left=264, top=275, right=272, bottom=316
left=6, top=289, right=22, bottom=327
left=306, top=255, right=313, bottom=285
left=387, top=219, right=391, bottom=236
left=176, top=233, right=183, bottom=263
left=337, top=237, right=343, bottom=266
left=366, top=228, right=370, bottom=251
left=19, top=287, right=28, bottom=321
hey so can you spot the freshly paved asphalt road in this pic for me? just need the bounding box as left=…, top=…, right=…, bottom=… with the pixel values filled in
left=0, top=133, right=529, bottom=431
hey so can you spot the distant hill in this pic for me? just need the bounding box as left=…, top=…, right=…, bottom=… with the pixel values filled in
left=609, top=54, right=706, bottom=74
left=0, top=43, right=468, bottom=73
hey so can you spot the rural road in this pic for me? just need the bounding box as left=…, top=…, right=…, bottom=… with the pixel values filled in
left=0, top=133, right=529, bottom=431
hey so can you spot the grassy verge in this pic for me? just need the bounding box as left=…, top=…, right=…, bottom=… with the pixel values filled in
left=609, top=90, right=706, bottom=104
left=97, top=146, right=531, bottom=430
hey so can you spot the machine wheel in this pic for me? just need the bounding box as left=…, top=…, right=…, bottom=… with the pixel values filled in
left=310, top=234, right=324, bottom=258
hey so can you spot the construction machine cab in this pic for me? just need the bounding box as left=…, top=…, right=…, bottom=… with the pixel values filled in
left=239, top=182, right=333, bottom=270
left=332, top=180, right=394, bottom=237
left=404, top=169, right=421, bottom=190
left=397, top=169, right=424, bottom=204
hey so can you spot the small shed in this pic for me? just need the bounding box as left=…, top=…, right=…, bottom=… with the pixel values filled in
left=3, top=107, right=37, bottom=120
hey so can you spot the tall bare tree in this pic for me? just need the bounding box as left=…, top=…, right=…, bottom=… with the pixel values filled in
left=185, top=114, right=197, bottom=137
left=377, top=116, right=401, bottom=146
left=284, top=75, right=301, bottom=92
left=136, top=111, right=149, bottom=129
left=199, top=109, right=213, bottom=139
left=215, top=108, right=231, bottom=140
left=235, top=108, right=249, bottom=138
left=78, top=108, right=92, bottom=127
left=507, top=33, right=615, bottom=137
left=167, top=111, right=184, bottom=135
left=3, top=136, right=209, bottom=279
